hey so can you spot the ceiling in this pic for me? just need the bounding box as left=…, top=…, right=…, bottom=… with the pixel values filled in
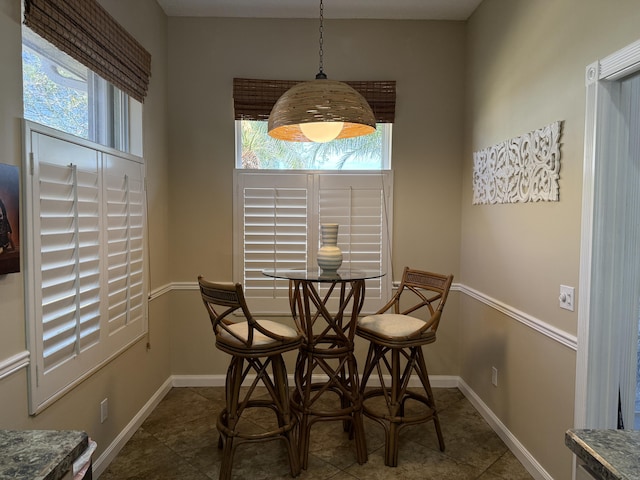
left=156, top=0, right=483, bottom=21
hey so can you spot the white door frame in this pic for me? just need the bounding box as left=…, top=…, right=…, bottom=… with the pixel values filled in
left=576, top=38, right=640, bottom=429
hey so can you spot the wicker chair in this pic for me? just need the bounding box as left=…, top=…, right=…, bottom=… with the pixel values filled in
left=356, top=267, right=454, bottom=467
left=198, top=277, right=302, bottom=480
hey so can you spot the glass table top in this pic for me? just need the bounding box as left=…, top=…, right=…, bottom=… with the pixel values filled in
left=262, top=268, right=385, bottom=282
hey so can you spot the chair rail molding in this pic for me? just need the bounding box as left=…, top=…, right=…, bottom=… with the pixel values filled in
left=149, top=281, right=576, bottom=350
left=148, top=282, right=172, bottom=301
left=0, top=351, right=30, bottom=380
left=458, top=284, right=577, bottom=351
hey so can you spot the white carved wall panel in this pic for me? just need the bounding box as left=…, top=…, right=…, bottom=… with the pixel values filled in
left=472, top=121, right=562, bottom=204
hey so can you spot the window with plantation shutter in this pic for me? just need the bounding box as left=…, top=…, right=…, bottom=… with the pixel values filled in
left=317, top=173, right=390, bottom=303
left=24, top=121, right=147, bottom=414
left=105, top=156, right=146, bottom=335
left=39, top=160, right=101, bottom=372
left=234, top=172, right=309, bottom=314
left=234, top=170, right=392, bottom=314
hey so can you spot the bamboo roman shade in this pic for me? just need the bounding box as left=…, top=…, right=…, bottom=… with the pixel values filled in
left=234, top=78, right=396, bottom=123
left=23, top=0, right=151, bottom=103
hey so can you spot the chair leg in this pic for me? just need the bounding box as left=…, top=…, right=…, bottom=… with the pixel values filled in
left=385, top=421, right=400, bottom=467
left=272, top=354, right=301, bottom=477
left=359, top=343, right=377, bottom=393
left=218, top=353, right=302, bottom=479
left=217, top=357, right=244, bottom=480
left=361, top=344, right=445, bottom=466
left=225, top=356, right=243, bottom=434
left=294, top=351, right=312, bottom=470
left=219, top=435, right=235, bottom=480
left=415, top=347, right=445, bottom=451
left=384, top=348, right=402, bottom=467
left=347, top=352, right=367, bottom=465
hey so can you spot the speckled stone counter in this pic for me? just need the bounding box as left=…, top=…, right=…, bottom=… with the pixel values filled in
left=0, top=430, right=88, bottom=480
left=566, top=429, right=640, bottom=480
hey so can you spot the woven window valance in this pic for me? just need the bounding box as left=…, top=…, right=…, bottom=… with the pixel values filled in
left=233, top=78, right=396, bottom=123
left=24, top=0, right=151, bottom=103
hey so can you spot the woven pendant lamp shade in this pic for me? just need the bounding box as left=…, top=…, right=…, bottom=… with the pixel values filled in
left=267, top=0, right=376, bottom=142
left=268, top=78, right=376, bottom=142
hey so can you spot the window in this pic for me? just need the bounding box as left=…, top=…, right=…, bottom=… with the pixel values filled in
left=22, top=27, right=131, bottom=153
left=23, top=121, right=147, bottom=414
left=234, top=170, right=392, bottom=314
left=234, top=121, right=393, bottom=314
left=20, top=1, right=151, bottom=413
left=236, top=120, right=391, bottom=170
left=232, top=78, right=396, bottom=314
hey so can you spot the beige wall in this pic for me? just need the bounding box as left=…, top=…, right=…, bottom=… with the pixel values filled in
left=463, top=0, right=640, bottom=478
left=0, top=0, right=171, bottom=467
left=3, top=1, right=640, bottom=478
left=0, top=0, right=26, bottom=387
left=166, top=17, right=466, bottom=375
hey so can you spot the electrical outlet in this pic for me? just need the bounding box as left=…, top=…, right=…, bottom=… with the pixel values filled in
left=100, top=398, right=108, bottom=423
left=491, top=367, right=498, bottom=387
left=559, top=285, right=575, bottom=311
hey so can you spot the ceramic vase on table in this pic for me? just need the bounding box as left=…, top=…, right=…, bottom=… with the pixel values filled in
left=317, top=223, right=343, bottom=273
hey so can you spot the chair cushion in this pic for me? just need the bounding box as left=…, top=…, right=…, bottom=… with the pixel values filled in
left=358, top=313, right=426, bottom=338
left=219, top=319, right=299, bottom=346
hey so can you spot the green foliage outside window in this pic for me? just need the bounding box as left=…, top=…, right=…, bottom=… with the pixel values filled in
left=22, top=49, right=89, bottom=139
left=240, top=121, right=385, bottom=170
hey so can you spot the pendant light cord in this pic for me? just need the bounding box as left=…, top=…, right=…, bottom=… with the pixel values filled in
left=316, top=0, right=327, bottom=79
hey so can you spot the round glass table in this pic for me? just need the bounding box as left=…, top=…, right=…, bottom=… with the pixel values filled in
left=262, top=268, right=385, bottom=469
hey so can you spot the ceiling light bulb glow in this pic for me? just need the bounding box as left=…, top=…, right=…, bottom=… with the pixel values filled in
left=299, top=121, right=344, bottom=143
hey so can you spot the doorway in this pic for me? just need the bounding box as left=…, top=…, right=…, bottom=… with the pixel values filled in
left=576, top=39, right=640, bottom=431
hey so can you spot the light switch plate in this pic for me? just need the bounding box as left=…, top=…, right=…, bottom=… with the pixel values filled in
left=559, top=285, right=574, bottom=311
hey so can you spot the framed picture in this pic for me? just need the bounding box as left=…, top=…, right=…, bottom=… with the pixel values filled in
left=0, top=163, right=20, bottom=274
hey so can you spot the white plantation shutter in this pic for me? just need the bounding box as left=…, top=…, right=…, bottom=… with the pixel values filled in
left=39, top=162, right=101, bottom=371
left=318, top=173, right=392, bottom=305
left=235, top=172, right=309, bottom=313
left=234, top=170, right=392, bottom=314
left=105, top=155, right=145, bottom=336
left=24, top=122, right=147, bottom=414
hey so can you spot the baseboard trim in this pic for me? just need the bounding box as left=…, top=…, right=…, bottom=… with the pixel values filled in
left=170, top=373, right=461, bottom=389
left=171, top=374, right=225, bottom=387
left=457, top=378, right=553, bottom=480
left=92, top=377, right=173, bottom=478
left=96, top=374, right=549, bottom=480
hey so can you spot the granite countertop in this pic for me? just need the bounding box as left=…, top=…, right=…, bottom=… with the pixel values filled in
left=0, top=430, right=88, bottom=480
left=566, top=429, right=640, bottom=480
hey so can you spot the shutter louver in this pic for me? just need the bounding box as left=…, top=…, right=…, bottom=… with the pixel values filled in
left=39, top=162, right=101, bottom=372
left=243, top=186, right=308, bottom=297
left=318, top=174, right=389, bottom=302
left=105, top=157, right=145, bottom=334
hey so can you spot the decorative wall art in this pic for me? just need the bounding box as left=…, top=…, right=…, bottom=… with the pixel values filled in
left=0, top=163, right=20, bottom=274
left=472, top=121, right=563, bottom=205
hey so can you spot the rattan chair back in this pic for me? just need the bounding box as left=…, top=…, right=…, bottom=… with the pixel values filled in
left=198, top=276, right=299, bottom=355
left=379, top=267, right=453, bottom=337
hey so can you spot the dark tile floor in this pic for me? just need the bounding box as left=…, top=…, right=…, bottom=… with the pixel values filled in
left=100, top=387, right=534, bottom=480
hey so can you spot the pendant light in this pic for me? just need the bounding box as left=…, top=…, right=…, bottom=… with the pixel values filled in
left=267, top=0, right=376, bottom=143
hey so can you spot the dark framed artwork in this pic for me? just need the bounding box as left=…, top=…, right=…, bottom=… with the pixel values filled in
left=0, top=163, right=20, bottom=274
